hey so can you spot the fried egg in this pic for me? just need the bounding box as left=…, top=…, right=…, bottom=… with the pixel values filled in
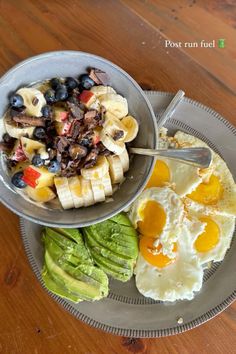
left=129, top=187, right=184, bottom=258
left=146, top=158, right=206, bottom=197
left=175, top=131, right=236, bottom=216
left=186, top=207, right=235, bottom=264
left=145, top=129, right=209, bottom=196
left=135, top=216, right=204, bottom=302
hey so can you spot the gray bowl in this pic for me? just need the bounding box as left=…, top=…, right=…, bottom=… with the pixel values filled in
left=0, top=51, right=157, bottom=227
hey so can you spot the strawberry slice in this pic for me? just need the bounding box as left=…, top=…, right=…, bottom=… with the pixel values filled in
left=92, top=134, right=100, bottom=145
left=59, top=111, right=69, bottom=121
left=22, top=166, right=41, bottom=188
left=61, top=121, right=72, bottom=136
left=12, top=144, right=27, bottom=162
left=79, top=90, right=95, bottom=106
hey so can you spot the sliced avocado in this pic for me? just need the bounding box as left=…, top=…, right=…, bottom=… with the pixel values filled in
left=90, top=219, right=138, bottom=239
left=94, top=229, right=138, bottom=255
left=42, top=266, right=82, bottom=303
left=89, top=225, right=137, bottom=247
left=62, top=262, right=108, bottom=297
left=89, top=249, right=133, bottom=282
left=85, top=226, right=138, bottom=259
left=52, top=227, right=84, bottom=246
left=110, top=212, right=133, bottom=227
left=45, top=235, right=108, bottom=294
left=43, top=234, right=79, bottom=267
left=45, top=228, right=93, bottom=265
left=45, top=250, right=105, bottom=301
left=84, top=229, right=133, bottom=268
left=84, top=236, right=133, bottom=276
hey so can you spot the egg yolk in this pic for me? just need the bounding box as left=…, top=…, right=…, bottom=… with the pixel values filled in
left=140, top=236, right=177, bottom=268
left=194, top=217, right=220, bottom=253
left=145, top=160, right=170, bottom=189
left=187, top=175, right=223, bottom=205
left=137, top=200, right=166, bottom=237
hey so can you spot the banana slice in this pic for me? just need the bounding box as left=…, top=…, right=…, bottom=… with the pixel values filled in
left=80, top=178, right=94, bottom=206
left=38, top=147, right=49, bottom=160
left=121, top=115, right=139, bottom=142
left=4, top=120, right=34, bottom=139
left=81, top=156, right=109, bottom=180
left=54, top=177, right=74, bottom=209
left=90, top=85, right=116, bottom=97
left=103, top=112, right=128, bottom=141
left=89, top=98, right=100, bottom=111
left=68, top=176, right=84, bottom=208
left=91, top=178, right=106, bottom=203
left=25, top=186, right=56, bottom=203
left=107, top=155, right=124, bottom=184
left=100, top=130, right=125, bottom=155
left=101, top=172, right=113, bottom=196
left=20, top=137, right=45, bottom=160
left=99, top=93, right=128, bottom=119
left=118, top=148, right=129, bottom=172
left=17, top=87, right=46, bottom=117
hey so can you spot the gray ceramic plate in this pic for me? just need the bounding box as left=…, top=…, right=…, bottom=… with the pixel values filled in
left=20, top=91, right=236, bottom=337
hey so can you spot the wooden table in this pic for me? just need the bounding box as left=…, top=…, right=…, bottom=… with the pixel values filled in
left=0, top=1, right=235, bottom=353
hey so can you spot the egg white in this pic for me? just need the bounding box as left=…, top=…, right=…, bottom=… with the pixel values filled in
left=157, top=129, right=210, bottom=196
left=158, top=157, right=204, bottom=196
left=135, top=217, right=204, bottom=302
left=186, top=206, right=236, bottom=264
left=129, top=187, right=184, bottom=258
left=175, top=131, right=236, bottom=216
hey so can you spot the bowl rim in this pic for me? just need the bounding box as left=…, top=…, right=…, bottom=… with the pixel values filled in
left=0, top=50, right=158, bottom=227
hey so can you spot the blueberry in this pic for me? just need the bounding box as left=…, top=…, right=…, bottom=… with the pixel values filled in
left=79, top=74, right=95, bottom=90
left=55, top=85, right=68, bottom=101
left=33, top=127, right=46, bottom=140
left=77, top=83, right=85, bottom=93
left=11, top=171, right=27, bottom=188
left=48, top=160, right=60, bottom=173
left=80, top=137, right=92, bottom=147
left=9, top=94, right=24, bottom=108
left=67, top=95, right=78, bottom=104
left=32, top=154, right=44, bottom=167
left=44, top=89, right=56, bottom=104
left=65, top=77, right=78, bottom=90
left=3, top=133, right=13, bottom=143
left=41, top=105, right=52, bottom=118
left=50, top=78, right=61, bottom=90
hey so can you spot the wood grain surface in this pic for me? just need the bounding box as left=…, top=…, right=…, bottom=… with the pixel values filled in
left=0, top=1, right=236, bottom=353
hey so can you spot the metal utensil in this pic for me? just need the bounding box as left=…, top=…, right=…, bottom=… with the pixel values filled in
left=130, top=89, right=212, bottom=168
left=156, top=89, right=185, bottom=127
left=129, top=147, right=212, bottom=168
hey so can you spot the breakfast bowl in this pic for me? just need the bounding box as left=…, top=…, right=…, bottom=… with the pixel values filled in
left=0, top=51, right=157, bottom=227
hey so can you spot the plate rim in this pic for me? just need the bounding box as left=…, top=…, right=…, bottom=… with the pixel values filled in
left=19, top=91, right=236, bottom=337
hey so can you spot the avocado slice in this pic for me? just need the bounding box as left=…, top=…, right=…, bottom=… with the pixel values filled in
left=42, top=265, right=82, bottom=303
left=89, top=249, right=133, bottom=282
left=52, top=227, right=84, bottom=246
left=43, top=233, right=80, bottom=267
left=84, top=229, right=134, bottom=268
left=88, top=222, right=138, bottom=247
left=89, top=225, right=138, bottom=247
left=84, top=233, right=134, bottom=275
left=45, top=235, right=108, bottom=293
left=89, top=219, right=138, bottom=239
left=85, top=225, right=138, bottom=259
left=62, top=262, right=108, bottom=297
left=110, top=212, right=133, bottom=227
left=44, top=228, right=93, bottom=265
left=45, top=250, right=106, bottom=301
